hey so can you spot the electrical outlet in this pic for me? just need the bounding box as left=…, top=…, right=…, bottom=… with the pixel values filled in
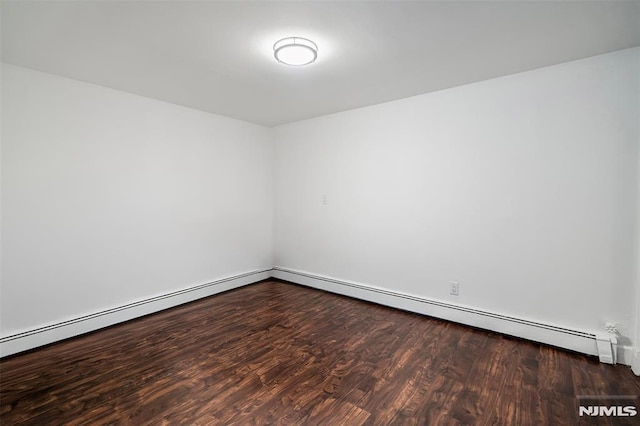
left=450, top=281, right=459, bottom=296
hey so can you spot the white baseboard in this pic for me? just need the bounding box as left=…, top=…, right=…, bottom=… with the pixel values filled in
left=272, top=266, right=604, bottom=360
left=617, top=345, right=634, bottom=367
left=0, top=269, right=270, bottom=358
left=632, top=348, right=640, bottom=376
left=5, top=267, right=633, bottom=370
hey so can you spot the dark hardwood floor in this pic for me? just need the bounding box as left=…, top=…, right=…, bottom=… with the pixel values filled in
left=1, top=280, right=639, bottom=425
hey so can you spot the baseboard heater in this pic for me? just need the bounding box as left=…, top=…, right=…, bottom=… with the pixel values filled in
left=1, top=267, right=621, bottom=365
left=271, top=266, right=618, bottom=364
left=0, top=269, right=271, bottom=358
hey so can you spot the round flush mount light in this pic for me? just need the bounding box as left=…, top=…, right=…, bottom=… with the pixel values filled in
left=273, top=37, right=318, bottom=66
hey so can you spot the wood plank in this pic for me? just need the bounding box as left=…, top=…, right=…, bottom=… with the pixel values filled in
left=1, top=281, right=638, bottom=424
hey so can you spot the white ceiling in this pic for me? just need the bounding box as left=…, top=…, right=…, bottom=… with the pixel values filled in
left=2, top=1, right=640, bottom=127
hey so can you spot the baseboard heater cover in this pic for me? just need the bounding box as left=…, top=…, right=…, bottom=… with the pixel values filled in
left=0, top=269, right=271, bottom=358
left=271, top=266, right=604, bottom=361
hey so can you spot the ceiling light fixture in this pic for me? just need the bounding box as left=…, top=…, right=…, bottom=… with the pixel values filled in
left=273, top=37, right=318, bottom=66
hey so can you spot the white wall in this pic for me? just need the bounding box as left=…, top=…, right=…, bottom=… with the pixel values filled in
left=274, top=48, right=640, bottom=345
left=2, top=47, right=639, bottom=361
left=1, top=64, right=273, bottom=337
left=634, top=53, right=640, bottom=373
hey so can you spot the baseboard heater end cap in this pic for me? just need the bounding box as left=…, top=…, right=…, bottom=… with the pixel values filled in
left=596, top=333, right=617, bottom=364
